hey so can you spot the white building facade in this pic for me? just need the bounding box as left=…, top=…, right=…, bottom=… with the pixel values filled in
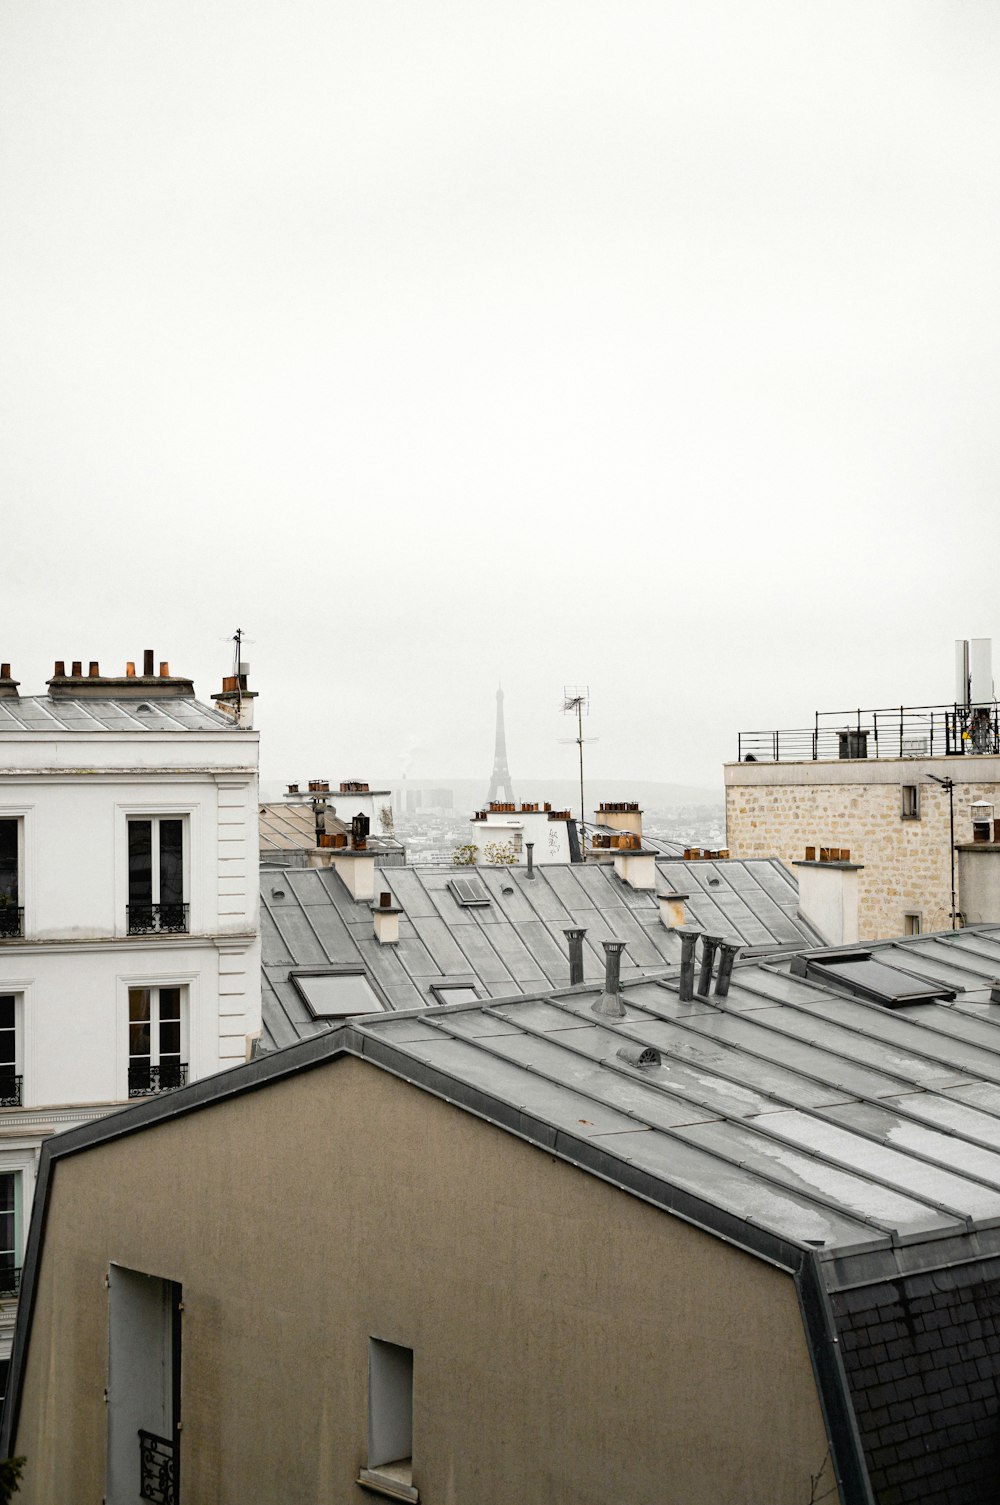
left=0, top=655, right=261, bottom=1390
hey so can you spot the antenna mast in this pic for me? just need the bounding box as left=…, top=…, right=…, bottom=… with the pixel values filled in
left=232, top=628, right=244, bottom=719
left=562, top=686, right=590, bottom=840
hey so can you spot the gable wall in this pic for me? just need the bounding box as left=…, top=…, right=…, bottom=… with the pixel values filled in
left=13, top=1056, right=830, bottom=1505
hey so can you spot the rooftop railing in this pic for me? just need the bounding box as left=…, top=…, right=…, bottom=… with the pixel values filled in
left=737, top=704, right=1000, bottom=764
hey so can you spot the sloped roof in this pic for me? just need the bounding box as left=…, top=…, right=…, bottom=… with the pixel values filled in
left=259, top=856, right=823, bottom=1049
left=13, top=927, right=1000, bottom=1500
left=0, top=696, right=240, bottom=733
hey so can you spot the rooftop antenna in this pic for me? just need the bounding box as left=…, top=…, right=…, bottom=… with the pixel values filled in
left=561, top=686, right=595, bottom=841
left=232, top=628, right=245, bottom=719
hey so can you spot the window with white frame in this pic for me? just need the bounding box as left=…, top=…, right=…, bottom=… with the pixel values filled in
left=900, top=785, right=920, bottom=820
left=0, top=1171, right=22, bottom=1298
left=127, top=817, right=187, bottom=934
left=904, top=913, right=922, bottom=937
left=128, top=986, right=186, bottom=1097
left=0, top=819, right=22, bottom=938
left=0, top=996, right=20, bottom=1107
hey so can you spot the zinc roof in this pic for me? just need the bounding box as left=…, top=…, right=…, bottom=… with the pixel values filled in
left=356, top=922, right=1000, bottom=1281
left=0, top=696, right=241, bottom=733
left=259, top=856, right=823, bottom=1050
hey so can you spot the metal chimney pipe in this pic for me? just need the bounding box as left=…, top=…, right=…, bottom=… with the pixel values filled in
left=714, top=941, right=741, bottom=999
left=678, top=930, right=700, bottom=1002
left=563, top=927, right=587, bottom=986
left=143, top=649, right=155, bottom=676
left=592, top=940, right=627, bottom=1017
left=525, top=841, right=535, bottom=878
left=697, top=935, right=723, bottom=997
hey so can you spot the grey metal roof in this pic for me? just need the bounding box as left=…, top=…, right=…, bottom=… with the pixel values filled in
left=14, top=924, right=1000, bottom=1502
left=0, top=696, right=243, bottom=733
left=658, top=855, right=819, bottom=948
left=355, top=923, right=1000, bottom=1283
left=259, top=856, right=823, bottom=1050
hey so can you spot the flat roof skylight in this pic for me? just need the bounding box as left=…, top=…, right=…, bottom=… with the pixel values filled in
left=291, top=971, right=384, bottom=1018
left=447, top=877, right=491, bottom=907
left=805, top=954, right=957, bottom=1008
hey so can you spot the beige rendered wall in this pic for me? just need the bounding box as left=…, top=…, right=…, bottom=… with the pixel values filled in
left=13, top=1057, right=831, bottom=1505
left=726, top=756, right=1000, bottom=939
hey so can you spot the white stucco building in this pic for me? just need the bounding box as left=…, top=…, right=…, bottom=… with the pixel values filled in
left=468, top=801, right=578, bottom=864
left=0, top=651, right=261, bottom=1394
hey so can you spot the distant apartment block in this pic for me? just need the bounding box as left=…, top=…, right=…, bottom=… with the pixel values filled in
left=0, top=649, right=261, bottom=1396
left=727, top=640, right=1000, bottom=940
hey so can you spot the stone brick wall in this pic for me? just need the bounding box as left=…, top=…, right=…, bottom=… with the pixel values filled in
left=725, top=765, right=1000, bottom=940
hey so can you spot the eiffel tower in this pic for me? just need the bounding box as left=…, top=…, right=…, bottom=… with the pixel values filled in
left=487, top=685, right=515, bottom=803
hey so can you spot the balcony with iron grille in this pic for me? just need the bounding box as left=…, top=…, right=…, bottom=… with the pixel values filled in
left=128, top=1062, right=188, bottom=1098
left=126, top=903, right=189, bottom=935
left=0, top=906, right=23, bottom=940
left=0, top=1265, right=21, bottom=1300
left=0, top=1073, right=22, bottom=1108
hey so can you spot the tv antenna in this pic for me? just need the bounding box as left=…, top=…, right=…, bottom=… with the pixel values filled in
left=560, top=687, right=596, bottom=842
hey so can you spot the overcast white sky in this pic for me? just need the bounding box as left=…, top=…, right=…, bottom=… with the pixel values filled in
left=2, top=2, right=998, bottom=791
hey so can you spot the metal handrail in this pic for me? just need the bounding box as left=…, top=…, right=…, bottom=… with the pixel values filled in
left=737, top=703, right=1000, bottom=763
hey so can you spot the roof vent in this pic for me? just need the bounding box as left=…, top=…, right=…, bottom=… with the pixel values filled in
left=136, top=702, right=156, bottom=714
left=616, top=1043, right=661, bottom=1070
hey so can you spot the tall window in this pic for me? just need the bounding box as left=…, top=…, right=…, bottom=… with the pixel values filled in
left=0, top=820, right=20, bottom=938
left=0, top=996, right=20, bottom=1107
left=0, top=1172, right=21, bottom=1298
left=108, top=1266, right=182, bottom=1505
left=128, top=987, right=186, bottom=1096
left=128, top=818, right=186, bottom=933
left=360, top=1339, right=416, bottom=1499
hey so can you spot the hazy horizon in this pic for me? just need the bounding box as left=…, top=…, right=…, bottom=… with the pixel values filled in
left=3, top=2, right=998, bottom=787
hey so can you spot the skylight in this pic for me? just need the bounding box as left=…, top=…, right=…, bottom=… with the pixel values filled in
left=430, top=984, right=481, bottom=1005
left=291, top=971, right=384, bottom=1018
left=447, top=877, right=491, bottom=908
left=803, top=953, right=957, bottom=1008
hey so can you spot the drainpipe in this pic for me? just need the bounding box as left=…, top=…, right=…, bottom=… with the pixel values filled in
left=592, top=940, right=627, bottom=1017
left=714, top=941, right=740, bottom=999
left=698, top=935, right=722, bottom=997
left=678, top=931, right=700, bottom=1002
left=564, top=927, right=587, bottom=986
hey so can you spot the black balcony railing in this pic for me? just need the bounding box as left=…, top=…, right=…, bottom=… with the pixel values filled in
left=128, top=1062, right=188, bottom=1098
left=737, top=704, right=1000, bottom=764
left=0, top=907, right=23, bottom=939
left=0, top=1074, right=23, bottom=1108
left=0, top=1266, right=21, bottom=1300
left=139, top=1429, right=175, bottom=1505
left=127, top=903, right=188, bottom=935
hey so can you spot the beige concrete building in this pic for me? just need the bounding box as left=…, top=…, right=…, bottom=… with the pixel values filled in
left=9, top=927, right=1000, bottom=1504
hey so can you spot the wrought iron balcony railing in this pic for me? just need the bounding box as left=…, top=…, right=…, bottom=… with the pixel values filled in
left=128, top=1062, right=188, bottom=1098
left=0, top=1074, right=23, bottom=1108
left=139, top=1429, right=175, bottom=1505
left=127, top=903, right=188, bottom=935
left=0, top=907, right=23, bottom=939
left=737, top=704, right=1000, bottom=764
left=0, top=1265, right=21, bottom=1300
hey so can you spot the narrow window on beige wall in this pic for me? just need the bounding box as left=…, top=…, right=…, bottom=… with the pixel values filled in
left=901, top=785, right=920, bottom=819
left=359, top=1339, right=417, bottom=1501
left=904, top=913, right=922, bottom=936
